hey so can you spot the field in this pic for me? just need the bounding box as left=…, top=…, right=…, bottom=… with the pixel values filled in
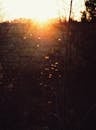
left=0, top=20, right=96, bottom=129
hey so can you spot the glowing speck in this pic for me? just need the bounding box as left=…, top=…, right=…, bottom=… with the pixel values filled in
left=38, top=37, right=41, bottom=40
left=45, top=68, right=49, bottom=71
left=51, top=64, right=56, bottom=67
left=45, top=56, right=49, bottom=60
left=59, top=75, right=62, bottom=78
left=41, top=72, right=43, bottom=75
left=55, top=69, right=58, bottom=72
left=8, top=83, right=13, bottom=89
left=58, top=38, right=61, bottom=41
left=51, top=67, right=54, bottom=70
left=24, top=36, right=27, bottom=40
left=44, top=84, right=47, bottom=87
left=40, top=83, right=43, bottom=86
left=49, top=74, right=52, bottom=79
left=30, top=33, right=32, bottom=36
left=37, top=44, right=40, bottom=48
left=55, top=62, right=59, bottom=65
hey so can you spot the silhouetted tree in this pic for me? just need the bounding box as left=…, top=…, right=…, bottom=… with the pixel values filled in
left=69, top=0, right=73, bottom=22
left=81, top=11, right=87, bottom=22
left=85, top=0, right=96, bottom=22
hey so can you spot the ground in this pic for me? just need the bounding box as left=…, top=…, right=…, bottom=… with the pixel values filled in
left=0, top=21, right=96, bottom=129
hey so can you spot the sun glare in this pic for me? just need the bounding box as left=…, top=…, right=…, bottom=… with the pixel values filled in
left=2, top=0, right=85, bottom=23
left=3, top=0, right=58, bottom=23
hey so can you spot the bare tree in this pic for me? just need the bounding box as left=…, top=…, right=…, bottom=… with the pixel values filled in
left=69, top=0, right=73, bottom=22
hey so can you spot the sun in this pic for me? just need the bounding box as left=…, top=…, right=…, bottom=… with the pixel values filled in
left=2, top=0, right=85, bottom=22
left=3, top=0, right=59, bottom=23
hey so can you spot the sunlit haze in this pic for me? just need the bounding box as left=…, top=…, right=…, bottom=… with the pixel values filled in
left=1, top=0, right=85, bottom=22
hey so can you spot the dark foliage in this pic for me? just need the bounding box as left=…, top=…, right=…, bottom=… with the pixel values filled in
left=0, top=21, right=96, bottom=129
left=84, top=0, right=96, bottom=22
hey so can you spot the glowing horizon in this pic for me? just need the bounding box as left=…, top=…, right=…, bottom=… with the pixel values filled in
left=0, top=0, right=85, bottom=22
